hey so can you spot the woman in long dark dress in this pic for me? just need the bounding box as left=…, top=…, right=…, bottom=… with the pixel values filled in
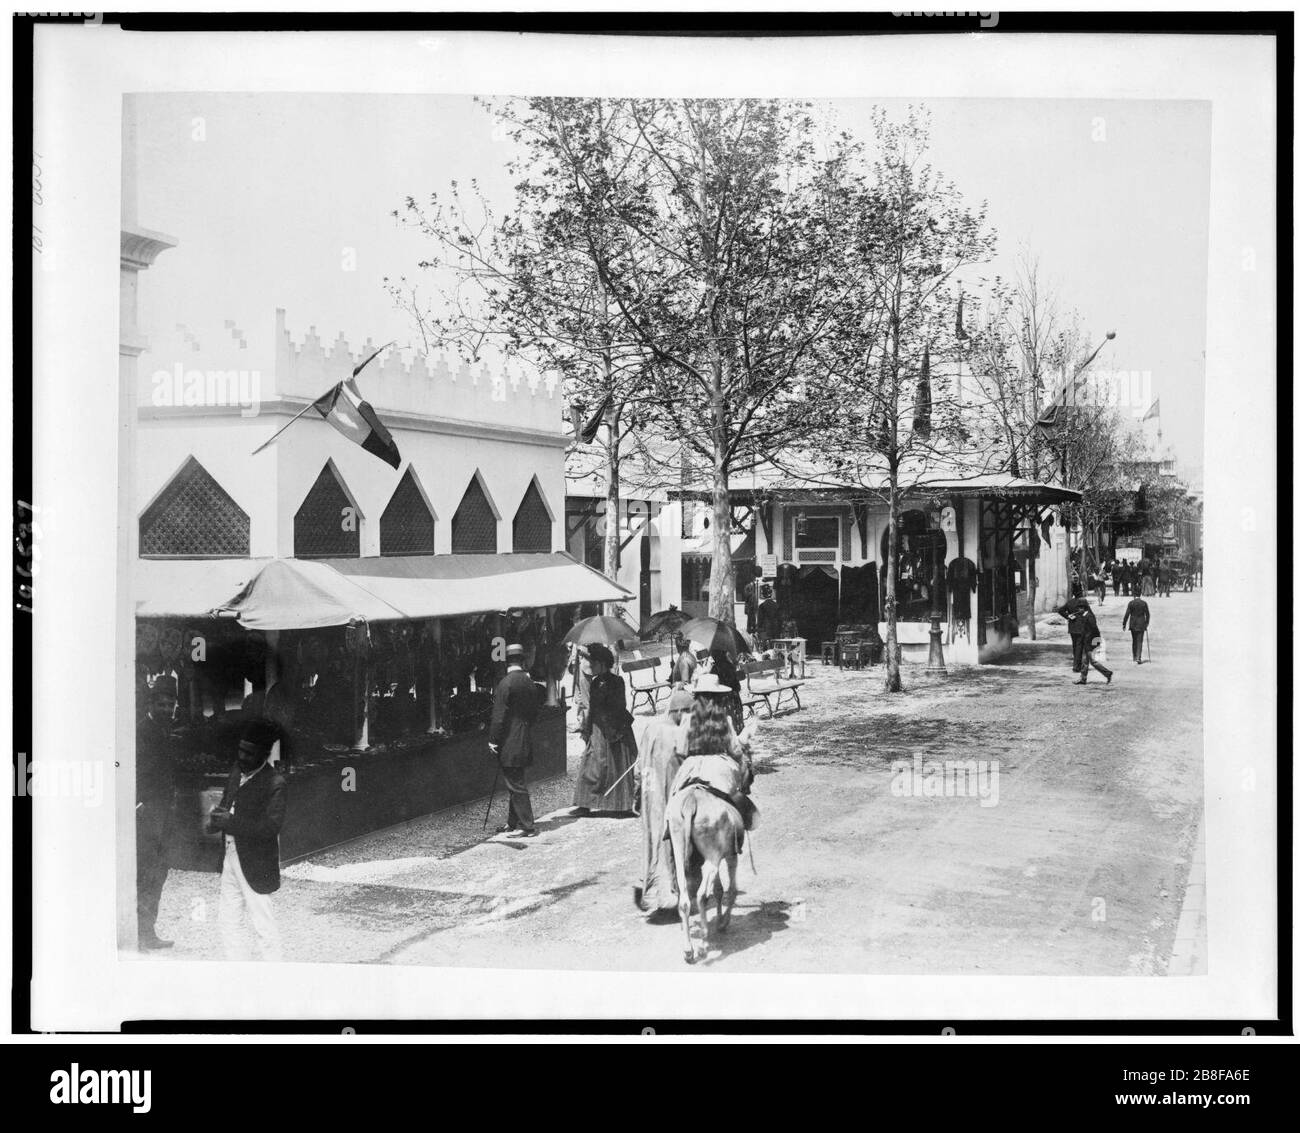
left=706, top=649, right=745, bottom=734
left=573, top=644, right=638, bottom=814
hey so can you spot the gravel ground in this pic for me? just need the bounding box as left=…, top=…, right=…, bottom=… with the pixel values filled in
left=149, top=592, right=1203, bottom=977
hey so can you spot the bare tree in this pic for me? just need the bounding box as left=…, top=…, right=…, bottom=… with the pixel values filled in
left=388, top=98, right=656, bottom=592
left=785, top=109, right=997, bottom=692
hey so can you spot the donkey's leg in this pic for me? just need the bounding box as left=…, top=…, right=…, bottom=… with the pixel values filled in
left=668, top=801, right=697, bottom=964
left=696, top=860, right=717, bottom=946
left=712, top=856, right=725, bottom=928
left=718, top=852, right=737, bottom=932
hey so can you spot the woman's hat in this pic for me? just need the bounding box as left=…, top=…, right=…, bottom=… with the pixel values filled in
left=585, top=643, right=614, bottom=667
left=693, top=672, right=732, bottom=696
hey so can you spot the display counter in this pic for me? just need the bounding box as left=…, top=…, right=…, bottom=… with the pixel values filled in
left=168, top=703, right=568, bottom=870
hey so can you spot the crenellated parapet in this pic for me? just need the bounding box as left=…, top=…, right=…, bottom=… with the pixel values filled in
left=274, top=309, right=561, bottom=434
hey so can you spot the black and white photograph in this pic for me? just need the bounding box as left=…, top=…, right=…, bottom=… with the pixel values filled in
left=19, top=13, right=1285, bottom=1045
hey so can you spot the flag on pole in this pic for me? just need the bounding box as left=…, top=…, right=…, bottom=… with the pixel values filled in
left=312, top=376, right=401, bottom=468
left=250, top=341, right=400, bottom=462
left=912, top=345, right=932, bottom=440
left=579, top=390, right=614, bottom=444
left=1142, top=397, right=1161, bottom=422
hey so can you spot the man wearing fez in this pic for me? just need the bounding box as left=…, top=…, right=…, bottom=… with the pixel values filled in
left=208, top=719, right=287, bottom=961
left=136, top=675, right=179, bottom=950
left=488, top=643, right=543, bottom=838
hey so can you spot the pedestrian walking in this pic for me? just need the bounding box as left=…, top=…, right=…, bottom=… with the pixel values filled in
left=209, top=719, right=287, bottom=962
left=1122, top=593, right=1151, bottom=664
left=573, top=643, right=638, bottom=814
left=1157, top=561, right=1172, bottom=597
left=1140, top=559, right=1156, bottom=597
left=1073, top=602, right=1113, bottom=685
left=633, top=688, right=694, bottom=917
left=1056, top=589, right=1092, bottom=674
left=1093, top=564, right=1108, bottom=605
left=488, top=643, right=543, bottom=838
left=136, top=675, right=179, bottom=950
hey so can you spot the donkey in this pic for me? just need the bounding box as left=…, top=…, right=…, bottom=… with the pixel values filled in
left=666, top=780, right=746, bottom=964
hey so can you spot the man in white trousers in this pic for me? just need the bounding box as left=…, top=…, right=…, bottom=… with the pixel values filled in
left=208, top=720, right=287, bottom=961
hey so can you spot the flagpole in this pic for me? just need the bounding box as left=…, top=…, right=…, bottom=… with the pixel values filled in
left=249, top=341, right=395, bottom=456
left=250, top=395, right=326, bottom=456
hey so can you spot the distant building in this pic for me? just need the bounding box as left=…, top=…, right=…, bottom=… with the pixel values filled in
left=660, top=465, right=1078, bottom=666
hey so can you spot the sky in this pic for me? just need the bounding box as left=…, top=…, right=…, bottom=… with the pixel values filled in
left=131, top=92, right=1209, bottom=475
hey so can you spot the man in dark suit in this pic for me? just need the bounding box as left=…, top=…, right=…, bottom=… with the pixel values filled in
left=1122, top=593, right=1151, bottom=663
left=136, top=676, right=179, bottom=950
left=1073, top=601, right=1113, bottom=685
left=488, top=643, right=543, bottom=838
left=208, top=719, right=287, bottom=961
left=1056, top=589, right=1092, bottom=674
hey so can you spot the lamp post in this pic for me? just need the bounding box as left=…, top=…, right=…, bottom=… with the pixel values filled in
left=925, top=555, right=947, bottom=676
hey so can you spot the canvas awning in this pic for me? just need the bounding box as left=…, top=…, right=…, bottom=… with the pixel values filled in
left=315, top=552, right=631, bottom=622
left=216, top=558, right=407, bottom=629
left=139, top=551, right=633, bottom=630
left=135, top=557, right=271, bottom=618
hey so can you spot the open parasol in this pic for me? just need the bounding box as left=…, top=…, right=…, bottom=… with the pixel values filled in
left=679, top=616, right=751, bottom=655
left=640, top=606, right=691, bottom=639
left=562, top=614, right=639, bottom=648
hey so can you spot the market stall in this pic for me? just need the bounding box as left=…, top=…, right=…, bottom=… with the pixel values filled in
left=135, top=552, right=629, bottom=867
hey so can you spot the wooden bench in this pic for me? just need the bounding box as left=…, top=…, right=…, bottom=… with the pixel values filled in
left=622, top=656, right=672, bottom=714
left=741, top=658, right=805, bottom=719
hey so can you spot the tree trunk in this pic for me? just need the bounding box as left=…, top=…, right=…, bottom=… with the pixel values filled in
left=883, top=308, right=903, bottom=693
left=696, top=107, right=736, bottom=630
left=602, top=409, right=622, bottom=616
left=708, top=459, right=735, bottom=625
left=707, top=362, right=734, bottom=625
left=884, top=460, right=902, bottom=692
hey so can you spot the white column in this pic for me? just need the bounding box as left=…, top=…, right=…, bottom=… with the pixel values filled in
left=116, top=100, right=179, bottom=951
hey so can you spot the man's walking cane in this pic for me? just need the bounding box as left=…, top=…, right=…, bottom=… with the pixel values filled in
left=1145, top=628, right=1153, bottom=663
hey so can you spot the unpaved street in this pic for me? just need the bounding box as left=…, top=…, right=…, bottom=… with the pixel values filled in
left=155, top=592, right=1203, bottom=975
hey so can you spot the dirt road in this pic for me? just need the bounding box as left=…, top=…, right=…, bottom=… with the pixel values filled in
left=155, top=591, right=1204, bottom=976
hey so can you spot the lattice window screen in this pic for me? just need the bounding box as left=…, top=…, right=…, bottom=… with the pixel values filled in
left=512, top=481, right=552, bottom=553
left=140, top=457, right=250, bottom=558
left=451, top=475, right=497, bottom=553
left=782, top=506, right=850, bottom=562
left=381, top=468, right=436, bottom=555
left=294, top=464, right=360, bottom=558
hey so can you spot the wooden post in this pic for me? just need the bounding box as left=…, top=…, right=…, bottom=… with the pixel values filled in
left=351, top=622, right=371, bottom=752
left=426, top=620, right=441, bottom=734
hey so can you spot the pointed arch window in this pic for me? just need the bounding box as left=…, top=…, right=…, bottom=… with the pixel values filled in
left=451, top=473, right=497, bottom=553
left=381, top=467, right=437, bottom=556
left=294, top=462, right=361, bottom=558
left=512, top=479, right=553, bottom=553
left=139, top=456, right=250, bottom=558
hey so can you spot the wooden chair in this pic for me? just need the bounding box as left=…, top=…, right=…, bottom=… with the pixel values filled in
left=840, top=642, right=863, bottom=670
left=622, top=657, right=670, bottom=714
left=820, top=641, right=838, bottom=666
